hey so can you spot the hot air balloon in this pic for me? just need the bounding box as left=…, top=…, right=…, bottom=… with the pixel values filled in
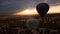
left=36, top=3, right=49, bottom=17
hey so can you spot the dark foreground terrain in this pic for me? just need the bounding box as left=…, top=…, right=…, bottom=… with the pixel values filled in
left=0, top=14, right=60, bottom=34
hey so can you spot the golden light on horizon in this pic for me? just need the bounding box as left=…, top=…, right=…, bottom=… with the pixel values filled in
left=14, top=8, right=38, bottom=15
left=14, top=5, right=60, bottom=15
left=47, top=5, right=60, bottom=14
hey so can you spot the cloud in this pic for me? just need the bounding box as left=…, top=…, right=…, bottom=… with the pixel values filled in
left=47, top=0, right=60, bottom=6
left=0, top=0, right=60, bottom=15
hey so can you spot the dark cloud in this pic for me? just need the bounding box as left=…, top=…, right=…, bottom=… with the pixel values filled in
left=0, top=0, right=60, bottom=15
left=48, top=0, right=60, bottom=4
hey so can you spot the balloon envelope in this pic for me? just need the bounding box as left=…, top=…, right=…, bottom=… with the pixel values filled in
left=36, top=3, right=49, bottom=17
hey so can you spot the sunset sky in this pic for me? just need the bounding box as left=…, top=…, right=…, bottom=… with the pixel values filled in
left=0, top=0, right=60, bottom=15
left=15, top=5, right=60, bottom=15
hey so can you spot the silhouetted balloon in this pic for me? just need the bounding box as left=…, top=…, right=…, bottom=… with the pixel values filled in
left=36, top=3, right=49, bottom=17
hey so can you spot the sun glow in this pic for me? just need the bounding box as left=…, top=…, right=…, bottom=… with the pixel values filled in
left=14, top=5, right=60, bottom=15
left=15, top=8, right=38, bottom=15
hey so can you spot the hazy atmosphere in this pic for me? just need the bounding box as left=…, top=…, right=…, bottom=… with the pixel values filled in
left=0, top=0, right=60, bottom=34
left=0, top=0, right=60, bottom=15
